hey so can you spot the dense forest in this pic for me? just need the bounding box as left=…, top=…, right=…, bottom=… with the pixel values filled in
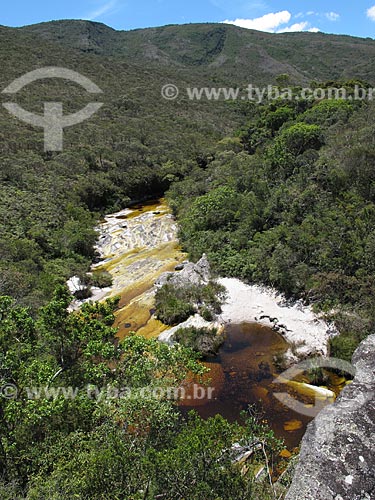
left=1, top=20, right=375, bottom=498
left=169, top=86, right=375, bottom=362
left=2, top=290, right=286, bottom=499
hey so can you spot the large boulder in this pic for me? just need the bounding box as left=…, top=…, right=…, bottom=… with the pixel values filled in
left=286, top=335, right=375, bottom=500
left=155, top=254, right=211, bottom=287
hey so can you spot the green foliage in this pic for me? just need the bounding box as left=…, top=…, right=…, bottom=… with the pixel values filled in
left=88, top=270, right=113, bottom=288
left=185, top=186, right=241, bottom=232
left=155, top=284, right=196, bottom=325
left=152, top=413, right=252, bottom=500
left=330, top=333, right=362, bottom=362
left=264, top=105, right=295, bottom=134
left=0, top=290, right=280, bottom=499
left=155, top=280, right=226, bottom=325
left=275, top=123, right=324, bottom=156
left=170, top=92, right=375, bottom=355
left=301, top=99, right=354, bottom=126
left=174, top=326, right=223, bottom=355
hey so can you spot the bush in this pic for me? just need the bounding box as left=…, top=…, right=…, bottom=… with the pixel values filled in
left=201, top=306, right=214, bottom=321
left=174, top=326, right=222, bottom=356
left=330, top=333, right=361, bottom=362
left=155, top=285, right=195, bottom=325
left=89, top=271, right=113, bottom=288
left=155, top=281, right=226, bottom=326
left=277, top=123, right=324, bottom=155
left=184, top=186, right=240, bottom=232
left=302, top=100, right=353, bottom=126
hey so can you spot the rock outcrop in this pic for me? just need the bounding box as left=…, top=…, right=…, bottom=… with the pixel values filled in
left=286, top=334, right=375, bottom=500
left=155, top=253, right=211, bottom=287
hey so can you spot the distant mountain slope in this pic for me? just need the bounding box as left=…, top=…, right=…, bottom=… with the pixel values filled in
left=20, top=20, right=375, bottom=84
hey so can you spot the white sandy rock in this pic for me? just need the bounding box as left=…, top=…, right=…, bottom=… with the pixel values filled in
left=217, top=277, right=336, bottom=358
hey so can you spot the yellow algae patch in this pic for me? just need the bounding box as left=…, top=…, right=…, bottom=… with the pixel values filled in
left=121, top=199, right=168, bottom=220
left=325, top=371, right=348, bottom=396
left=284, top=419, right=303, bottom=432
left=109, top=242, right=184, bottom=296
left=94, top=247, right=145, bottom=274
left=113, top=246, right=186, bottom=339
left=115, top=298, right=153, bottom=339
left=279, top=449, right=292, bottom=459
left=137, top=319, right=170, bottom=340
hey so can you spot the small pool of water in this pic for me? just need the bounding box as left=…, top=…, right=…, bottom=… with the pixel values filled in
left=180, top=322, right=315, bottom=449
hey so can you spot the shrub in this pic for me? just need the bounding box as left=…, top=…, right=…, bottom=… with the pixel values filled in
left=277, top=123, right=324, bottom=155
left=174, top=326, right=222, bottom=355
left=330, top=333, right=361, bottom=362
left=155, top=285, right=195, bottom=325
left=302, top=100, right=353, bottom=126
left=201, top=306, right=214, bottom=321
left=155, top=281, right=226, bottom=326
left=89, top=271, right=113, bottom=288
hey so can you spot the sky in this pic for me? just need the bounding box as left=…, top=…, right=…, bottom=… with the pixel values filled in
left=2, top=0, right=375, bottom=39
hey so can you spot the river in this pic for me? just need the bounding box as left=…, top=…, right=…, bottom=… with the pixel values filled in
left=91, top=199, right=186, bottom=338
left=78, top=199, right=344, bottom=450
left=180, top=322, right=313, bottom=449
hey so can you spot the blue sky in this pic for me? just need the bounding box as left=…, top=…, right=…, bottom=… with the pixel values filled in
left=2, top=0, right=375, bottom=39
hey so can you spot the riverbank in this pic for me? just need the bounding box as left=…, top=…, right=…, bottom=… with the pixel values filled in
left=217, top=277, right=337, bottom=361
left=158, top=264, right=336, bottom=362
left=66, top=200, right=342, bottom=450
left=68, top=199, right=336, bottom=359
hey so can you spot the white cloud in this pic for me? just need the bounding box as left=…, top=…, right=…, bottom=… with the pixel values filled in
left=223, top=11, right=320, bottom=33
left=326, top=12, right=340, bottom=22
left=277, top=22, right=308, bottom=33
left=367, top=5, right=375, bottom=21
left=277, top=23, right=320, bottom=33
left=85, top=0, right=117, bottom=21
left=222, top=10, right=291, bottom=32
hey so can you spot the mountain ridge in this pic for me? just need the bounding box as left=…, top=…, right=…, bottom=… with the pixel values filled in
left=13, top=20, right=375, bottom=85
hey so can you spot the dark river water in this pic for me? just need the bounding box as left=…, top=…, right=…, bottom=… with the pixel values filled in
left=180, top=322, right=315, bottom=449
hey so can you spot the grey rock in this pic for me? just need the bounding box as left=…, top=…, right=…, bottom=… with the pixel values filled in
left=286, top=335, right=375, bottom=500
left=155, top=254, right=211, bottom=288
left=154, top=272, right=175, bottom=287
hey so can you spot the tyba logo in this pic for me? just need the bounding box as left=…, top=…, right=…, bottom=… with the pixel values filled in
left=2, top=67, right=103, bottom=151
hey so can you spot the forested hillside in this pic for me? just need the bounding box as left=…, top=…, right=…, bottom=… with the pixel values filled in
left=167, top=90, right=375, bottom=361
left=0, top=22, right=241, bottom=308
left=21, top=21, right=375, bottom=84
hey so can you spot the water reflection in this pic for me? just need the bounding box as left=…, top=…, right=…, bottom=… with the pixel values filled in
left=180, top=322, right=315, bottom=449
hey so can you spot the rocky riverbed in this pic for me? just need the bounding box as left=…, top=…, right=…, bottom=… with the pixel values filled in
left=69, top=199, right=186, bottom=338
left=69, top=199, right=336, bottom=359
